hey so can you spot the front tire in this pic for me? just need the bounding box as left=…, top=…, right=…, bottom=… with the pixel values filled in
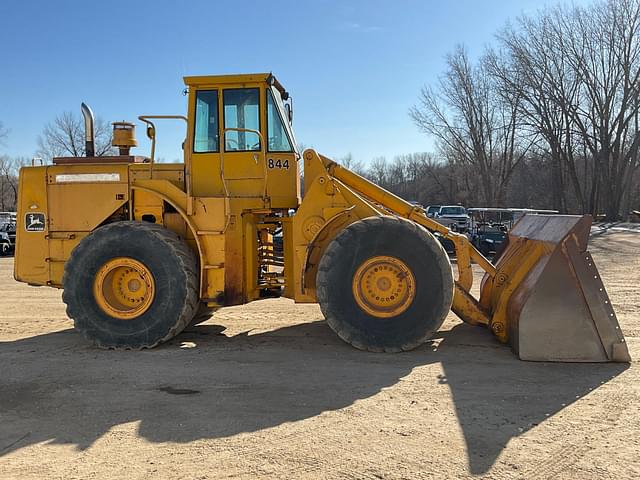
left=63, top=221, right=198, bottom=349
left=316, top=216, right=454, bottom=352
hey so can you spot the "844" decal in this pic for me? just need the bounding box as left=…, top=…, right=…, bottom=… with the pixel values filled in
left=267, top=158, right=289, bottom=170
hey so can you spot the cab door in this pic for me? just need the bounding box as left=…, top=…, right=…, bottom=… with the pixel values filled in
left=220, top=87, right=267, bottom=200
left=264, top=87, right=300, bottom=208
left=190, top=85, right=267, bottom=202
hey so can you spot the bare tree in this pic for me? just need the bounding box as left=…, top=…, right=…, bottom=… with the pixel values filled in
left=406, top=0, right=640, bottom=217
left=491, top=10, right=582, bottom=212
left=0, top=156, right=11, bottom=210
left=562, top=0, right=640, bottom=219
left=339, top=153, right=366, bottom=175
left=410, top=46, right=529, bottom=206
left=368, top=156, right=388, bottom=186
left=492, top=0, right=640, bottom=218
left=0, top=124, right=16, bottom=210
left=0, top=156, right=27, bottom=211
left=37, top=112, right=115, bottom=162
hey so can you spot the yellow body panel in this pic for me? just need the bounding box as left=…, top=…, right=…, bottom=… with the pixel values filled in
left=184, top=73, right=274, bottom=87
left=46, top=165, right=129, bottom=232
left=15, top=167, right=50, bottom=286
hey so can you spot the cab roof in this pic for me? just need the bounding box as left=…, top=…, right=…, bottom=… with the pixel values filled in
left=183, top=73, right=287, bottom=96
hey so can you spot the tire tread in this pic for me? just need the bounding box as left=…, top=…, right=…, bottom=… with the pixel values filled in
left=316, top=215, right=453, bottom=353
left=63, top=221, right=199, bottom=349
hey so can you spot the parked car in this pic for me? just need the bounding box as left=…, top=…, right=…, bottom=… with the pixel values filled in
left=425, top=205, right=441, bottom=218
left=0, top=212, right=17, bottom=256
left=435, top=205, right=470, bottom=232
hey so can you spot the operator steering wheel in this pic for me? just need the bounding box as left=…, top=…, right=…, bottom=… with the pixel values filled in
left=225, top=138, right=239, bottom=150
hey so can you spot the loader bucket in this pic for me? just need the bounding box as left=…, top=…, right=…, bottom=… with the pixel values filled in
left=485, top=214, right=631, bottom=363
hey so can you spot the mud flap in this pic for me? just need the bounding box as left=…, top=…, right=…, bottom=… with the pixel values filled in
left=494, top=215, right=631, bottom=362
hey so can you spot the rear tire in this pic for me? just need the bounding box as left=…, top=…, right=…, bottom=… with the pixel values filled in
left=317, top=216, right=453, bottom=352
left=63, top=221, right=198, bottom=349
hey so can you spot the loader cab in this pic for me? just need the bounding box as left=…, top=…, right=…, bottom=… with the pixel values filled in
left=185, top=73, right=301, bottom=208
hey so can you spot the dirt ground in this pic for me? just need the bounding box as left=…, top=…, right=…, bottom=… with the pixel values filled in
left=1, top=229, right=638, bottom=479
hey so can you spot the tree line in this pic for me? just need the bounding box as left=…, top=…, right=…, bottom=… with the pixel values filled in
left=402, top=0, right=640, bottom=220
left=340, top=148, right=639, bottom=219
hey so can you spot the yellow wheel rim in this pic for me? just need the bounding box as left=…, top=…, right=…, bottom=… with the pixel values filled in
left=352, top=255, right=416, bottom=318
left=93, top=257, right=155, bottom=320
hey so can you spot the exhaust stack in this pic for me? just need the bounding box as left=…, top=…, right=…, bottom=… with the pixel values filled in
left=80, top=102, right=95, bottom=157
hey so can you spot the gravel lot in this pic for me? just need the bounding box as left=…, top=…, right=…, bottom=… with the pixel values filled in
left=1, top=229, right=638, bottom=479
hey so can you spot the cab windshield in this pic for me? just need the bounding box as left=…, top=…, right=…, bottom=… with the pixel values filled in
left=269, top=86, right=298, bottom=154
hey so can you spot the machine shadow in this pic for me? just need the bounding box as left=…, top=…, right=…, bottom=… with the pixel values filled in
left=432, top=327, right=629, bottom=474
left=0, top=320, right=627, bottom=475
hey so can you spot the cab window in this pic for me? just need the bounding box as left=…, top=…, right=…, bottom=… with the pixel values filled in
left=223, top=88, right=260, bottom=151
left=193, top=90, right=219, bottom=153
left=267, top=89, right=293, bottom=152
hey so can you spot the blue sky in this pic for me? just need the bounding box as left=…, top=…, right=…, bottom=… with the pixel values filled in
left=0, top=0, right=589, bottom=164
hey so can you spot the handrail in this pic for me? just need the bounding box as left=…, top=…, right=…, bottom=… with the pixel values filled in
left=220, top=127, right=268, bottom=201
left=318, top=152, right=497, bottom=280
left=138, top=115, right=188, bottom=163
left=138, top=115, right=189, bottom=197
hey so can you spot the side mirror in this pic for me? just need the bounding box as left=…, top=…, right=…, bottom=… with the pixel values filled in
left=285, top=101, right=293, bottom=123
left=146, top=125, right=155, bottom=140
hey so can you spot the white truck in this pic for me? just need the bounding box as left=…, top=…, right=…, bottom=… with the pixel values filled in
left=434, top=205, right=470, bottom=232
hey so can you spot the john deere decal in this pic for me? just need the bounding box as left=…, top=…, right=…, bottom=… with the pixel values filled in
left=25, top=213, right=46, bottom=232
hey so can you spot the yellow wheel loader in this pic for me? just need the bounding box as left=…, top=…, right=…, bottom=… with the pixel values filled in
left=14, top=73, right=630, bottom=362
